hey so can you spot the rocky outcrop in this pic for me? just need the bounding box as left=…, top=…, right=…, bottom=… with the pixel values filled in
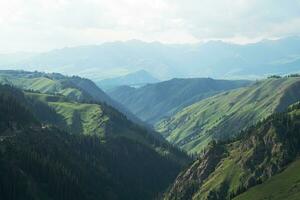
left=165, top=143, right=226, bottom=200
left=165, top=104, right=300, bottom=200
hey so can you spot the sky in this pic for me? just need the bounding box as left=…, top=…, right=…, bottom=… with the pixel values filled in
left=0, top=0, right=300, bottom=53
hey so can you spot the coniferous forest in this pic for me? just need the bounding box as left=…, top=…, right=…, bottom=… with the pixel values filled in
left=1, top=1, right=300, bottom=199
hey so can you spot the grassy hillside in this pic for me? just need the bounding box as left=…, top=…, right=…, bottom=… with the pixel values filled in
left=109, top=78, right=250, bottom=124
left=49, top=102, right=107, bottom=136
left=157, top=76, right=300, bottom=153
left=25, top=92, right=163, bottom=142
left=0, top=84, right=190, bottom=200
left=0, top=70, right=141, bottom=124
left=233, top=159, right=300, bottom=200
left=164, top=102, right=300, bottom=200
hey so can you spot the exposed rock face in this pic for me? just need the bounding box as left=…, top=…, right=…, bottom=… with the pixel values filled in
left=165, top=143, right=226, bottom=200
left=165, top=104, right=300, bottom=200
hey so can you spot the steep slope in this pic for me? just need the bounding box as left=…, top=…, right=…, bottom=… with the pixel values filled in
left=0, top=70, right=141, bottom=124
left=25, top=91, right=165, bottom=141
left=233, top=159, right=300, bottom=200
left=157, top=76, right=300, bottom=153
left=164, top=102, right=300, bottom=200
left=98, top=69, right=159, bottom=90
left=0, top=84, right=190, bottom=200
left=26, top=92, right=108, bottom=136
left=109, top=78, right=251, bottom=124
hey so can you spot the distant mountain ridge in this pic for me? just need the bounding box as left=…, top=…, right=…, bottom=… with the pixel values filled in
left=1, top=36, right=300, bottom=80
left=108, top=78, right=251, bottom=124
left=98, top=70, right=159, bottom=90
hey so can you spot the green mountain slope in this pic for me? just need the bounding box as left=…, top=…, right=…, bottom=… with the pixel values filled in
left=25, top=91, right=166, bottom=142
left=157, top=76, right=300, bottom=153
left=164, top=102, right=300, bottom=200
left=0, top=70, right=141, bottom=124
left=0, top=84, right=190, bottom=200
left=109, top=78, right=250, bottom=124
left=233, top=159, right=300, bottom=200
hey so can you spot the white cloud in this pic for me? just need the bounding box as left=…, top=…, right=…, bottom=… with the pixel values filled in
left=0, top=0, right=299, bottom=52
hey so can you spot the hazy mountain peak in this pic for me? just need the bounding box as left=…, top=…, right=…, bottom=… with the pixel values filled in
left=98, top=69, right=159, bottom=90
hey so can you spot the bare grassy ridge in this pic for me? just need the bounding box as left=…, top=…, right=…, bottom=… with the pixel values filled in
left=157, top=77, right=300, bottom=153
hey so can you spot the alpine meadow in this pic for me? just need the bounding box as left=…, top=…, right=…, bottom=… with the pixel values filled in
left=1, top=1, right=300, bottom=200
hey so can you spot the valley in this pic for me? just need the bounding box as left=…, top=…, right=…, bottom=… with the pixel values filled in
left=1, top=1, right=300, bottom=199
left=157, top=76, right=300, bottom=153
left=1, top=69, right=300, bottom=200
left=0, top=73, right=189, bottom=200
left=109, top=78, right=251, bottom=124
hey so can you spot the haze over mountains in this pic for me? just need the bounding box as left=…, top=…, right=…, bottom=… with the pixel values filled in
left=1, top=37, right=300, bottom=200
left=2, top=0, right=300, bottom=199
left=98, top=70, right=159, bottom=91
left=1, top=37, right=300, bottom=82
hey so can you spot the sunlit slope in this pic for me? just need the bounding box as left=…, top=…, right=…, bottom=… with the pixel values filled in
left=25, top=92, right=152, bottom=143
left=49, top=102, right=108, bottom=136
left=164, top=103, right=300, bottom=200
left=0, top=70, right=142, bottom=124
left=157, top=77, right=300, bottom=153
left=0, top=72, right=83, bottom=100
left=26, top=92, right=107, bottom=137
left=109, top=78, right=250, bottom=124
left=233, top=159, right=300, bottom=200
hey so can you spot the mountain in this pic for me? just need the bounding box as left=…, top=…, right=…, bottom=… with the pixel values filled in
left=98, top=70, right=159, bottom=91
left=1, top=37, right=300, bottom=80
left=0, top=70, right=142, bottom=125
left=108, top=78, right=251, bottom=124
left=157, top=76, right=300, bottom=153
left=234, top=159, right=300, bottom=200
left=0, top=84, right=190, bottom=200
left=164, top=102, right=300, bottom=200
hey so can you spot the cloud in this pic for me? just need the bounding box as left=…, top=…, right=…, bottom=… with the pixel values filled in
left=0, top=0, right=299, bottom=52
left=167, top=0, right=300, bottom=39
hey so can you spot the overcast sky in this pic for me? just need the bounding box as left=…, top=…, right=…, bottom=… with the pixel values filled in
left=0, top=0, right=300, bottom=53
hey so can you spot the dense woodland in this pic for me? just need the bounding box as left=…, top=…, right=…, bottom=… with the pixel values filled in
left=1, top=71, right=300, bottom=200
left=0, top=84, right=189, bottom=200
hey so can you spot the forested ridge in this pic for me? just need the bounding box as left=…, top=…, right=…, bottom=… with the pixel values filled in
left=0, top=84, right=189, bottom=200
left=164, top=101, right=300, bottom=200
left=2, top=71, right=300, bottom=200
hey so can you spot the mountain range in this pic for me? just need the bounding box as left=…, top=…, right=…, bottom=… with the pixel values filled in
left=98, top=70, right=159, bottom=91
left=1, top=37, right=300, bottom=81
left=157, top=76, right=300, bottom=153
left=108, top=78, right=251, bottom=124
left=1, top=69, right=300, bottom=200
